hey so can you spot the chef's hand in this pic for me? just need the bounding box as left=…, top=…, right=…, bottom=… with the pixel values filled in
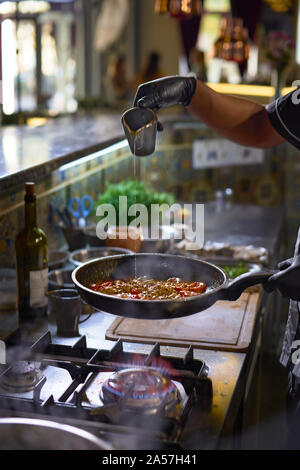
left=133, top=76, right=197, bottom=131
left=264, top=255, right=300, bottom=301
left=134, top=75, right=197, bottom=108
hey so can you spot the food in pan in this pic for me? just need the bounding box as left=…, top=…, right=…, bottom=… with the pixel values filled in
left=89, top=277, right=207, bottom=300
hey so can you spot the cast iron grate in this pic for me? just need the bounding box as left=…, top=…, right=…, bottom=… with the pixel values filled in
left=0, top=331, right=213, bottom=449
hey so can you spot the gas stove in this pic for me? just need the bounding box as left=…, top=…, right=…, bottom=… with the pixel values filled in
left=0, top=330, right=213, bottom=450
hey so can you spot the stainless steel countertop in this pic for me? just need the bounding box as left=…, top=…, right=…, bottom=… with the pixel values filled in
left=74, top=311, right=247, bottom=450
left=0, top=308, right=246, bottom=449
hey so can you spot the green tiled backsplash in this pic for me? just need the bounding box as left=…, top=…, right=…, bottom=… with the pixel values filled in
left=0, top=123, right=296, bottom=268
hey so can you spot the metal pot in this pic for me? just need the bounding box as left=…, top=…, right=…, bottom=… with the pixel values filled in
left=0, top=417, right=112, bottom=450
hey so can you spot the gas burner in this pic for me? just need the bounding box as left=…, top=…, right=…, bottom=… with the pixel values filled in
left=1, top=361, right=41, bottom=393
left=100, top=368, right=182, bottom=415
left=0, top=332, right=212, bottom=449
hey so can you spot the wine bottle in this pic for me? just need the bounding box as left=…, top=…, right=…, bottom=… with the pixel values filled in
left=15, top=182, right=48, bottom=321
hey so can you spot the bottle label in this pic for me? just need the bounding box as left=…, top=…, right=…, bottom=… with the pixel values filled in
left=29, top=268, right=48, bottom=308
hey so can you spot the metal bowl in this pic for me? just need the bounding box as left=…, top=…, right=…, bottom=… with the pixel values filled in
left=69, top=247, right=134, bottom=267
left=48, top=250, right=69, bottom=270
left=0, top=418, right=112, bottom=450
left=48, top=268, right=74, bottom=290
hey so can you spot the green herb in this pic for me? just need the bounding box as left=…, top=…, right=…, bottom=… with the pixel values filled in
left=222, top=262, right=249, bottom=279
left=95, top=180, right=175, bottom=226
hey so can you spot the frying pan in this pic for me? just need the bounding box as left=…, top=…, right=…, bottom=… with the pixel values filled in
left=72, top=253, right=276, bottom=320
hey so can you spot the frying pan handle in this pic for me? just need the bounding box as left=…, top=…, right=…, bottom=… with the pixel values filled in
left=224, top=269, right=277, bottom=301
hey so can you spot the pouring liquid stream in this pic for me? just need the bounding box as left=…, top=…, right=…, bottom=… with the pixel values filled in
left=132, top=136, right=145, bottom=278
left=133, top=139, right=137, bottom=278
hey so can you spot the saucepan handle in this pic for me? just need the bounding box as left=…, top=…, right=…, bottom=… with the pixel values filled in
left=223, top=269, right=278, bottom=301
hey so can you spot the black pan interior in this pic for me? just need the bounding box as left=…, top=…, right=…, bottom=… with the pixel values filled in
left=75, top=254, right=226, bottom=293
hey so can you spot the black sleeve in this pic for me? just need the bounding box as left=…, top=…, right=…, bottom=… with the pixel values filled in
left=266, top=88, right=300, bottom=150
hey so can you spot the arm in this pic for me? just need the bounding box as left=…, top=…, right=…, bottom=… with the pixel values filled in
left=134, top=76, right=285, bottom=149
left=188, top=81, right=285, bottom=148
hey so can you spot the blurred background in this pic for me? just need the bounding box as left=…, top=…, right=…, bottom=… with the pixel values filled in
left=0, top=0, right=299, bottom=123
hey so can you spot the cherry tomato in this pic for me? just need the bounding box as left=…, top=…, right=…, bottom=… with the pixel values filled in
left=174, top=286, right=184, bottom=292
left=100, top=281, right=114, bottom=287
left=130, top=288, right=141, bottom=295
left=188, top=282, right=206, bottom=293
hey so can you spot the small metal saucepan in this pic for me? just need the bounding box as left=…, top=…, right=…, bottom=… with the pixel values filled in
left=72, top=253, right=276, bottom=320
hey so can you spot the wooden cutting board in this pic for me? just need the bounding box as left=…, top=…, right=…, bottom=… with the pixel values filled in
left=106, top=290, right=262, bottom=352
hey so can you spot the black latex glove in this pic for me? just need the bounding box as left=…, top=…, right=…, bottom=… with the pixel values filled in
left=133, top=76, right=197, bottom=109
left=264, top=255, right=300, bottom=301
left=133, top=76, right=197, bottom=131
